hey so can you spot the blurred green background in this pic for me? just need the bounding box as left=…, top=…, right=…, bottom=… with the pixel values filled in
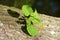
left=0, top=0, right=60, bottom=17
left=0, top=0, right=34, bottom=8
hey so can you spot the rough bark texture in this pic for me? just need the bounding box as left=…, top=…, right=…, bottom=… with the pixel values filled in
left=0, top=5, right=60, bottom=40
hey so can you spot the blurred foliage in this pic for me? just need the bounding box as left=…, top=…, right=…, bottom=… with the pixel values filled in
left=0, top=0, right=60, bottom=17
left=0, top=0, right=34, bottom=8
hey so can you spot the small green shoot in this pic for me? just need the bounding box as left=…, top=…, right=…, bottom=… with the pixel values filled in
left=22, top=5, right=41, bottom=36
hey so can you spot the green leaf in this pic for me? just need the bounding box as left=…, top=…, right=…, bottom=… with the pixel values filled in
left=27, top=24, right=38, bottom=36
left=31, top=9, right=39, bottom=18
left=22, top=5, right=33, bottom=16
left=29, top=16, right=40, bottom=24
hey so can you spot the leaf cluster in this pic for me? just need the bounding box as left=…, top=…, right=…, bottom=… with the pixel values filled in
left=22, top=5, right=41, bottom=36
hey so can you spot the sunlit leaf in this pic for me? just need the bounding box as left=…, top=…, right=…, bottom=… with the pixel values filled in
left=31, top=9, right=39, bottom=18
left=22, top=5, right=33, bottom=16
left=29, top=16, right=40, bottom=24
left=27, top=24, right=38, bottom=36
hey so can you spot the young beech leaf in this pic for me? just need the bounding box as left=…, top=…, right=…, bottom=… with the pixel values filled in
left=29, top=16, right=40, bottom=24
left=27, top=24, right=38, bottom=36
left=22, top=5, right=33, bottom=16
left=31, top=9, right=39, bottom=19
